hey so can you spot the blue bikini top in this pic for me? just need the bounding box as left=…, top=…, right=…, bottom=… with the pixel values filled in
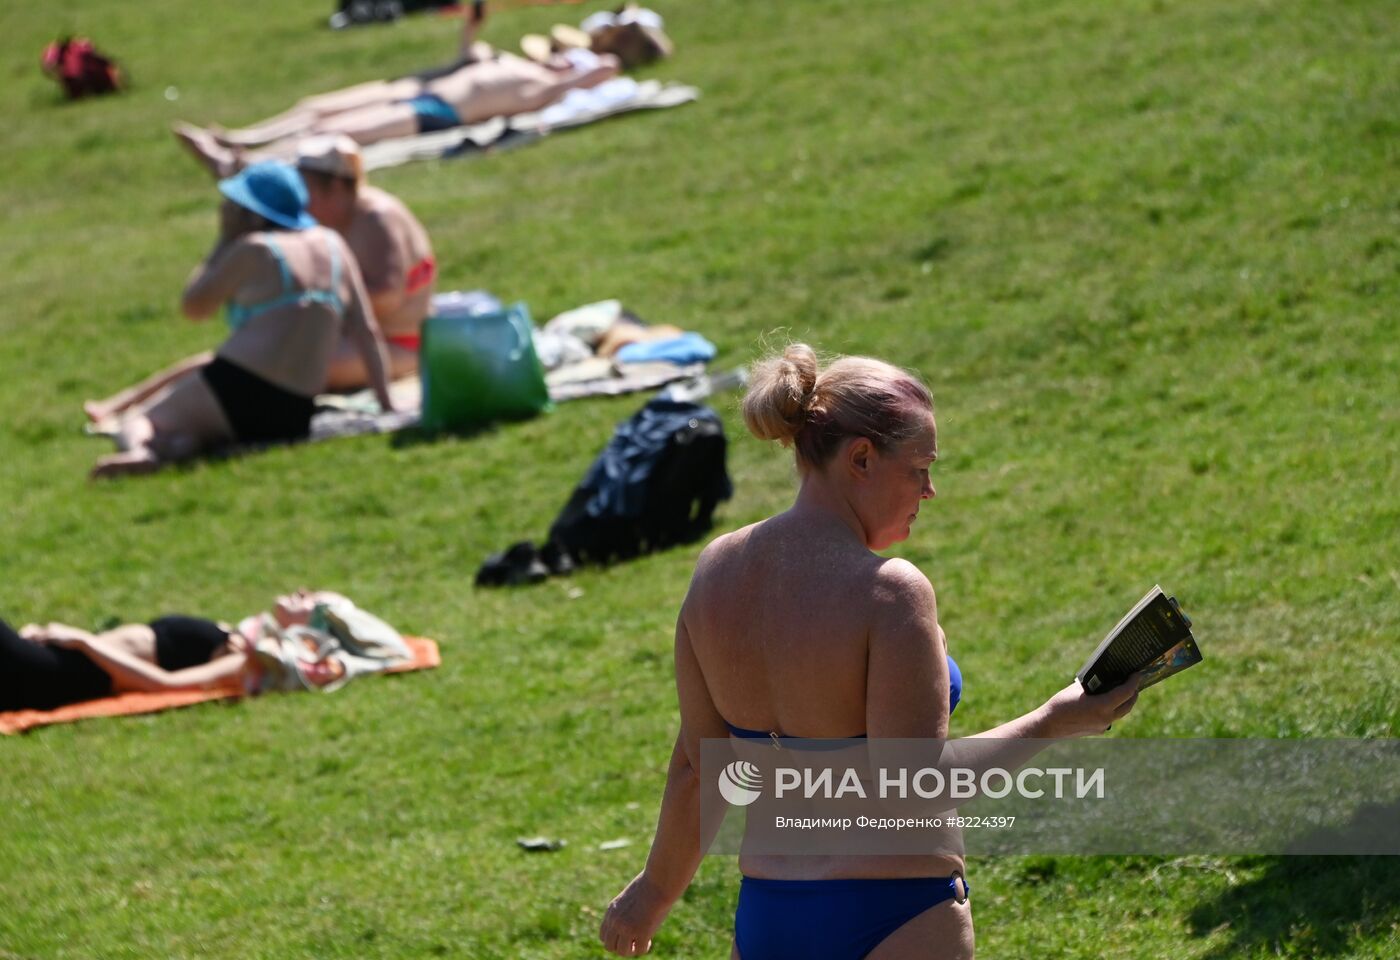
left=725, top=654, right=962, bottom=740
left=226, top=235, right=343, bottom=330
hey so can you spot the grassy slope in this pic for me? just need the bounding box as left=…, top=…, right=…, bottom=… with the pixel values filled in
left=0, top=0, right=1397, bottom=956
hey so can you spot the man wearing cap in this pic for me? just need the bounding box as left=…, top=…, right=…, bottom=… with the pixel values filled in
left=296, top=135, right=435, bottom=390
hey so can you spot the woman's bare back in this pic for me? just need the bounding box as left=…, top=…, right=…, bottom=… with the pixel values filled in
left=219, top=227, right=352, bottom=394
left=684, top=512, right=894, bottom=739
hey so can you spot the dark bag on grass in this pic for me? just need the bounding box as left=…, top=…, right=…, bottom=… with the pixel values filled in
left=547, top=397, right=733, bottom=565
left=42, top=37, right=123, bottom=100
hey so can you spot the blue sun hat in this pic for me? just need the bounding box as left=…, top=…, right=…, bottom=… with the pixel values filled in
left=217, top=161, right=317, bottom=230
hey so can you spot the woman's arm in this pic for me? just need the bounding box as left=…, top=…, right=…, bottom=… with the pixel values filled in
left=864, top=560, right=1139, bottom=804
left=41, top=628, right=244, bottom=693
left=600, top=615, right=730, bottom=957
left=868, top=559, right=1138, bottom=740
left=339, top=238, right=395, bottom=412
left=182, top=238, right=256, bottom=320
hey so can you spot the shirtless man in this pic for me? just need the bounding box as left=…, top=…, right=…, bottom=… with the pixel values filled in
left=172, top=8, right=620, bottom=176
left=296, top=135, right=434, bottom=389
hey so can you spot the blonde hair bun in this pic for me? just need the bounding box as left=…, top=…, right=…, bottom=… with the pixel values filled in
left=742, top=343, right=935, bottom=466
left=743, top=343, right=819, bottom=445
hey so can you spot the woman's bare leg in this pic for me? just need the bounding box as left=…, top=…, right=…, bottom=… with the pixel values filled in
left=866, top=898, right=974, bottom=960
left=213, top=79, right=421, bottom=146
left=85, top=351, right=214, bottom=425
left=92, top=369, right=234, bottom=478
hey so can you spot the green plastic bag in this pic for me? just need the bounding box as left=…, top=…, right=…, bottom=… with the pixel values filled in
left=420, top=302, right=552, bottom=431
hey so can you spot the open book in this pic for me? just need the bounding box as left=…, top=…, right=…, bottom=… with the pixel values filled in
left=1078, top=585, right=1202, bottom=693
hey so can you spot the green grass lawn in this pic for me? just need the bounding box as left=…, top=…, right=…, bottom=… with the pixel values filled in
left=1, top=0, right=1397, bottom=956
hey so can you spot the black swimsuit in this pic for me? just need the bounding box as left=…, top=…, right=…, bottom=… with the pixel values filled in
left=0, top=616, right=231, bottom=712
left=201, top=357, right=316, bottom=445
left=149, top=616, right=231, bottom=670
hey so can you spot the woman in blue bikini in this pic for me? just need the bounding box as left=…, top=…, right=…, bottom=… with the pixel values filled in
left=600, top=344, right=1141, bottom=958
left=92, top=163, right=393, bottom=477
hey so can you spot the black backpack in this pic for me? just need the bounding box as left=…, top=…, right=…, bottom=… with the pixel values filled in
left=547, top=397, right=733, bottom=566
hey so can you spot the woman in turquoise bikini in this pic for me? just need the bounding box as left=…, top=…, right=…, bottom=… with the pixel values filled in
left=92, top=163, right=393, bottom=478
left=600, top=345, right=1141, bottom=958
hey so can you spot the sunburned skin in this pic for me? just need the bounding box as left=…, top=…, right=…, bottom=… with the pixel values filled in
left=340, top=186, right=434, bottom=339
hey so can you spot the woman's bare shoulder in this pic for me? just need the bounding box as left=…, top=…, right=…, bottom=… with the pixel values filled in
left=694, top=521, right=762, bottom=568
left=870, top=555, right=935, bottom=598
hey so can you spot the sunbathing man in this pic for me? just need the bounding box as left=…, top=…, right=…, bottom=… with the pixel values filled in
left=172, top=10, right=620, bottom=176
left=85, top=140, right=423, bottom=423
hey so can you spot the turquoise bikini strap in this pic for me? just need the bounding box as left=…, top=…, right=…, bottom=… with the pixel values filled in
left=263, top=237, right=295, bottom=293
left=328, top=234, right=341, bottom=297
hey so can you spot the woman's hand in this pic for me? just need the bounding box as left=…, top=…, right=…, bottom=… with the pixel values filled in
left=30, top=623, right=91, bottom=650
left=1039, top=674, right=1141, bottom=738
left=600, top=871, right=672, bottom=957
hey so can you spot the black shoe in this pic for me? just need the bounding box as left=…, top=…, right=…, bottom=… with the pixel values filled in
left=503, top=541, right=549, bottom=585
left=540, top=540, right=576, bottom=576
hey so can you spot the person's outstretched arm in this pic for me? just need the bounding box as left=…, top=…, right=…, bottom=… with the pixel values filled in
left=600, top=614, right=730, bottom=957
left=338, top=236, right=395, bottom=412
left=33, top=624, right=244, bottom=692
left=865, top=560, right=1140, bottom=798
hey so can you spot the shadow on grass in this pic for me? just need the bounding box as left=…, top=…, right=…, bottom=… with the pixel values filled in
left=90, top=421, right=497, bottom=480
left=1187, top=801, right=1400, bottom=958
left=389, top=421, right=496, bottom=449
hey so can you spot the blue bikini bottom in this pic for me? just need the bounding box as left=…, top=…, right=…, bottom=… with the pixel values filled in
left=401, top=93, right=461, bottom=133
left=735, top=874, right=968, bottom=960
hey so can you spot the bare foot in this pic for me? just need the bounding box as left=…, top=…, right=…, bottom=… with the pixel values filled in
left=207, top=124, right=252, bottom=148
left=83, top=399, right=115, bottom=424
left=172, top=122, right=242, bottom=178
left=91, top=449, right=162, bottom=480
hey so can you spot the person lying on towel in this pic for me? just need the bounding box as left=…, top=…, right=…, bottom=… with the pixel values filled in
left=171, top=5, right=620, bottom=176
left=0, top=590, right=400, bottom=711
left=85, top=140, right=430, bottom=418
left=89, top=162, right=393, bottom=477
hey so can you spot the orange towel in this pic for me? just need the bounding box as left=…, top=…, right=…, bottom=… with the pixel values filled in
left=0, top=636, right=440, bottom=735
